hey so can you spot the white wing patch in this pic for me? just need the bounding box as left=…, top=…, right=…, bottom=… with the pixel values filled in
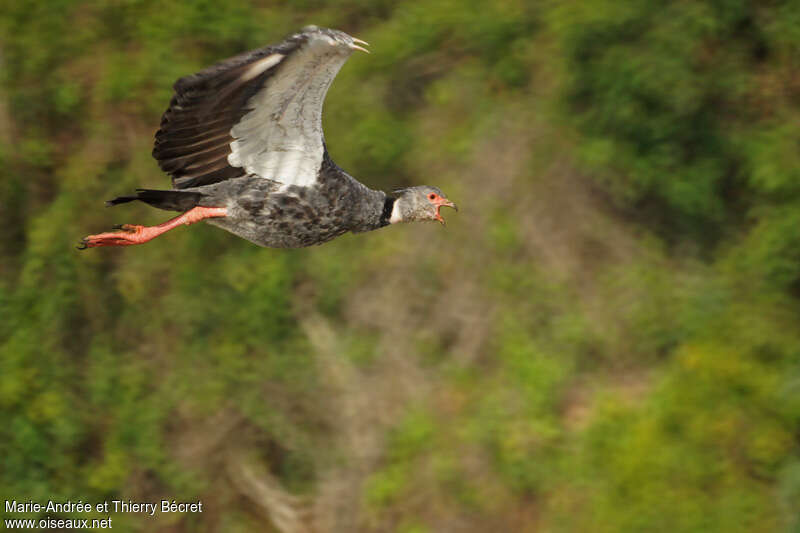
left=228, top=35, right=352, bottom=189
left=240, top=53, right=284, bottom=82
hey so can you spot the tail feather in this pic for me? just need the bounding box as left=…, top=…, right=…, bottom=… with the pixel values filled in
left=106, top=189, right=204, bottom=212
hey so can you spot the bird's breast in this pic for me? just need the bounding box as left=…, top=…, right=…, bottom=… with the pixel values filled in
left=207, top=184, right=351, bottom=248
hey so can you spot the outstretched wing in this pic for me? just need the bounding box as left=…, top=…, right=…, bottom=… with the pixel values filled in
left=153, top=26, right=366, bottom=190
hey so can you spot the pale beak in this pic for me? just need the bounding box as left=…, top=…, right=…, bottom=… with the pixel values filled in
left=434, top=201, right=458, bottom=225
left=349, top=38, right=370, bottom=53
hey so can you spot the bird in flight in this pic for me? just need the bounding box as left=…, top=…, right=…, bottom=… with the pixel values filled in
left=80, top=26, right=456, bottom=250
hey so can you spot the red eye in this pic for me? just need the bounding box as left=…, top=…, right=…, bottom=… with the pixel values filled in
left=428, top=193, right=437, bottom=200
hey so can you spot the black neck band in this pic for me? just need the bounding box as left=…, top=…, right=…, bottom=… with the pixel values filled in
left=379, top=197, right=396, bottom=227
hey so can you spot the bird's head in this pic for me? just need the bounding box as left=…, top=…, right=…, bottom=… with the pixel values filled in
left=390, top=186, right=458, bottom=225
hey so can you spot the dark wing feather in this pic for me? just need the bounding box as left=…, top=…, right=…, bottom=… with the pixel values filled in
left=153, top=37, right=304, bottom=189
left=152, top=27, right=361, bottom=191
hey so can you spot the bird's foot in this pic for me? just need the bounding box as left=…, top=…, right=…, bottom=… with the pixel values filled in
left=111, top=224, right=144, bottom=233
left=78, top=225, right=151, bottom=249
left=78, top=206, right=227, bottom=250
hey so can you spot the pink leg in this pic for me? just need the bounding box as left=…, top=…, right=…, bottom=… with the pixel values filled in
left=79, top=206, right=227, bottom=249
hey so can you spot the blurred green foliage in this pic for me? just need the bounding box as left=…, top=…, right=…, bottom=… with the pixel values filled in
left=1, top=0, right=799, bottom=531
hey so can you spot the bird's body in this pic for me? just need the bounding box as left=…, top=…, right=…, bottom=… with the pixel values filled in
left=184, top=156, right=390, bottom=248
left=81, top=26, right=455, bottom=250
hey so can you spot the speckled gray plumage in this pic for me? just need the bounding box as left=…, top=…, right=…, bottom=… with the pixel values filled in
left=191, top=150, right=389, bottom=248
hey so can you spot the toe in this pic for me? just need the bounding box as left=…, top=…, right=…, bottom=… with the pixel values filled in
left=79, top=232, right=131, bottom=248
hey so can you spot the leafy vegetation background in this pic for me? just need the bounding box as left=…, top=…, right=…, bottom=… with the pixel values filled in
left=2, top=1, right=800, bottom=531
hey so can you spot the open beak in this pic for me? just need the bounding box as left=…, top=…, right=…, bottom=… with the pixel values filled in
left=349, top=38, right=370, bottom=54
left=434, top=200, right=458, bottom=225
